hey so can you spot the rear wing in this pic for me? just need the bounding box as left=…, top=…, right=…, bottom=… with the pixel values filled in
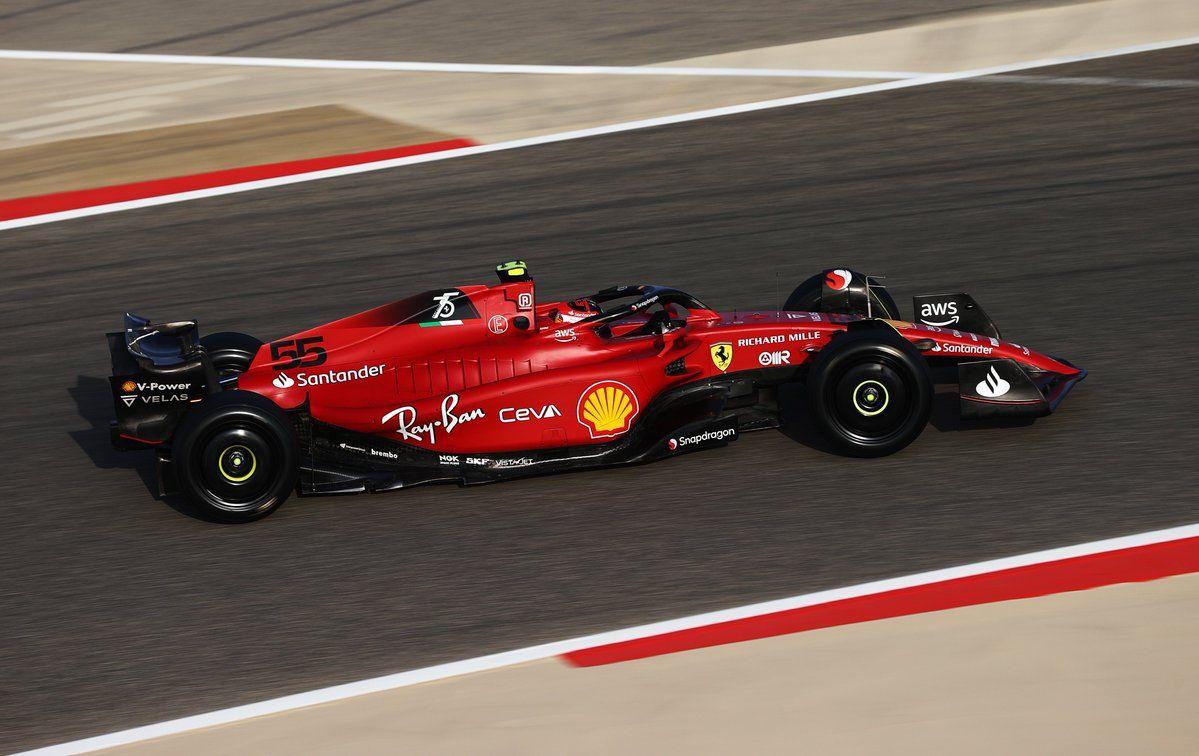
left=107, top=313, right=217, bottom=447
left=912, top=293, right=1000, bottom=339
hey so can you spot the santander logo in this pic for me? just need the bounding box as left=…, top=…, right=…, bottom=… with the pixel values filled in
left=975, top=365, right=1011, bottom=398
left=826, top=269, right=852, bottom=291
left=272, top=372, right=295, bottom=389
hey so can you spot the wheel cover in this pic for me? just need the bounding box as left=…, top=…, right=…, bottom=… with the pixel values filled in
left=217, top=444, right=257, bottom=482
left=195, top=423, right=280, bottom=512
left=828, top=353, right=917, bottom=444
left=851, top=379, right=889, bottom=417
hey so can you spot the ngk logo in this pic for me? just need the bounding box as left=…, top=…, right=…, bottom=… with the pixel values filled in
left=758, top=350, right=791, bottom=366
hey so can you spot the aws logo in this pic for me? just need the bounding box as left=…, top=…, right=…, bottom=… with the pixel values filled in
left=919, top=300, right=960, bottom=326
left=577, top=380, right=640, bottom=439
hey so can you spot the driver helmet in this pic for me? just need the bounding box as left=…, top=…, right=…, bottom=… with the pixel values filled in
left=553, top=298, right=601, bottom=324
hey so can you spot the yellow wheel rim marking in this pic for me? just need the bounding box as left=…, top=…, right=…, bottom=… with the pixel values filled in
left=852, top=380, right=889, bottom=417
left=219, top=445, right=257, bottom=482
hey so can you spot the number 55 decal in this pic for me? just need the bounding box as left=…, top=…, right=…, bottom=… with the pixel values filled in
left=269, top=336, right=327, bottom=370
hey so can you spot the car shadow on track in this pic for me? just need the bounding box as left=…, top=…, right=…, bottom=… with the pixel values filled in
left=778, top=382, right=1034, bottom=453
left=67, top=375, right=205, bottom=520
left=928, top=387, right=1036, bottom=433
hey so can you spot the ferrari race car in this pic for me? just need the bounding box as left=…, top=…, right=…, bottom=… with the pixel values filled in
left=107, top=262, right=1086, bottom=522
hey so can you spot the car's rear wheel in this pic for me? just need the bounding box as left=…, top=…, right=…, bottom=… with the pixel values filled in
left=806, top=329, right=932, bottom=456
left=200, top=332, right=262, bottom=385
left=172, top=390, right=298, bottom=523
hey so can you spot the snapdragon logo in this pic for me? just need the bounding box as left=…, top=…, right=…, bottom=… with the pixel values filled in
left=274, top=363, right=384, bottom=389
left=668, top=427, right=737, bottom=451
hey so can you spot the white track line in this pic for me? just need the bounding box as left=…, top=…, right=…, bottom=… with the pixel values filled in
left=2, top=34, right=1197, bottom=234
left=12, top=111, right=154, bottom=141
left=51, top=75, right=243, bottom=108
left=0, top=49, right=926, bottom=79
left=20, top=521, right=1199, bottom=756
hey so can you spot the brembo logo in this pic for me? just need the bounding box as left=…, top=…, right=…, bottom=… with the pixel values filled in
left=975, top=365, right=1011, bottom=398
left=273, top=364, right=384, bottom=389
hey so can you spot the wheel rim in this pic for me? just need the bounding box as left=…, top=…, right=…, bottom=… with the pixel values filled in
left=217, top=444, right=257, bottom=482
left=827, top=354, right=917, bottom=445
left=851, top=379, right=889, bottom=416
left=195, top=423, right=280, bottom=512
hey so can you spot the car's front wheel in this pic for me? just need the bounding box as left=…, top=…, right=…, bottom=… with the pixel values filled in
left=806, top=328, right=932, bottom=457
left=172, top=390, right=299, bottom=523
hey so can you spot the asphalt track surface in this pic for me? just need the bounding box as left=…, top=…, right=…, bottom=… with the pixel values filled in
left=2, top=46, right=1198, bottom=751
left=0, top=0, right=1087, bottom=64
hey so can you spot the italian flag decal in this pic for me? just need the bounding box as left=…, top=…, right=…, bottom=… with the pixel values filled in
left=419, top=320, right=464, bottom=327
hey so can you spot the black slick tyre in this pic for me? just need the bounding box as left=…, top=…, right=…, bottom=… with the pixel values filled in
left=172, top=390, right=299, bottom=523
left=806, top=328, right=932, bottom=457
left=784, top=270, right=901, bottom=319
left=200, top=332, right=262, bottom=383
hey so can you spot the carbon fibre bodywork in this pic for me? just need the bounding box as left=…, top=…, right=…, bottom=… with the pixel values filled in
left=108, top=268, right=1086, bottom=498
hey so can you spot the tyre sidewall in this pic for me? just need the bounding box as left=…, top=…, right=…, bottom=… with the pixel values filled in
left=807, top=329, right=932, bottom=457
left=784, top=270, right=902, bottom=320
left=200, top=332, right=263, bottom=377
left=173, top=391, right=298, bottom=523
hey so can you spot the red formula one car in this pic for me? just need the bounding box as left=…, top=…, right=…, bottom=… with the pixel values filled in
left=107, top=262, right=1085, bottom=522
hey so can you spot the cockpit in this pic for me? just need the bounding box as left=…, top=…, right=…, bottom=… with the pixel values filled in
left=494, top=260, right=718, bottom=338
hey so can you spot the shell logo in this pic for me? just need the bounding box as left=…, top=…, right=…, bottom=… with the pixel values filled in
left=577, top=380, right=640, bottom=439
left=121, top=380, right=137, bottom=392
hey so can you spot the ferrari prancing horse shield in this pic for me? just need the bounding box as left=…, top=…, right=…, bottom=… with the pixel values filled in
left=710, top=342, right=733, bottom=372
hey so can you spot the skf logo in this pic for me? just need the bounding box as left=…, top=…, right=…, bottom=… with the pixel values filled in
left=710, top=342, right=733, bottom=372
left=577, top=380, right=639, bottom=439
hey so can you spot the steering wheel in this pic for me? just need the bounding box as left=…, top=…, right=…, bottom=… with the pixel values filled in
left=631, top=309, right=675, bottom=336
